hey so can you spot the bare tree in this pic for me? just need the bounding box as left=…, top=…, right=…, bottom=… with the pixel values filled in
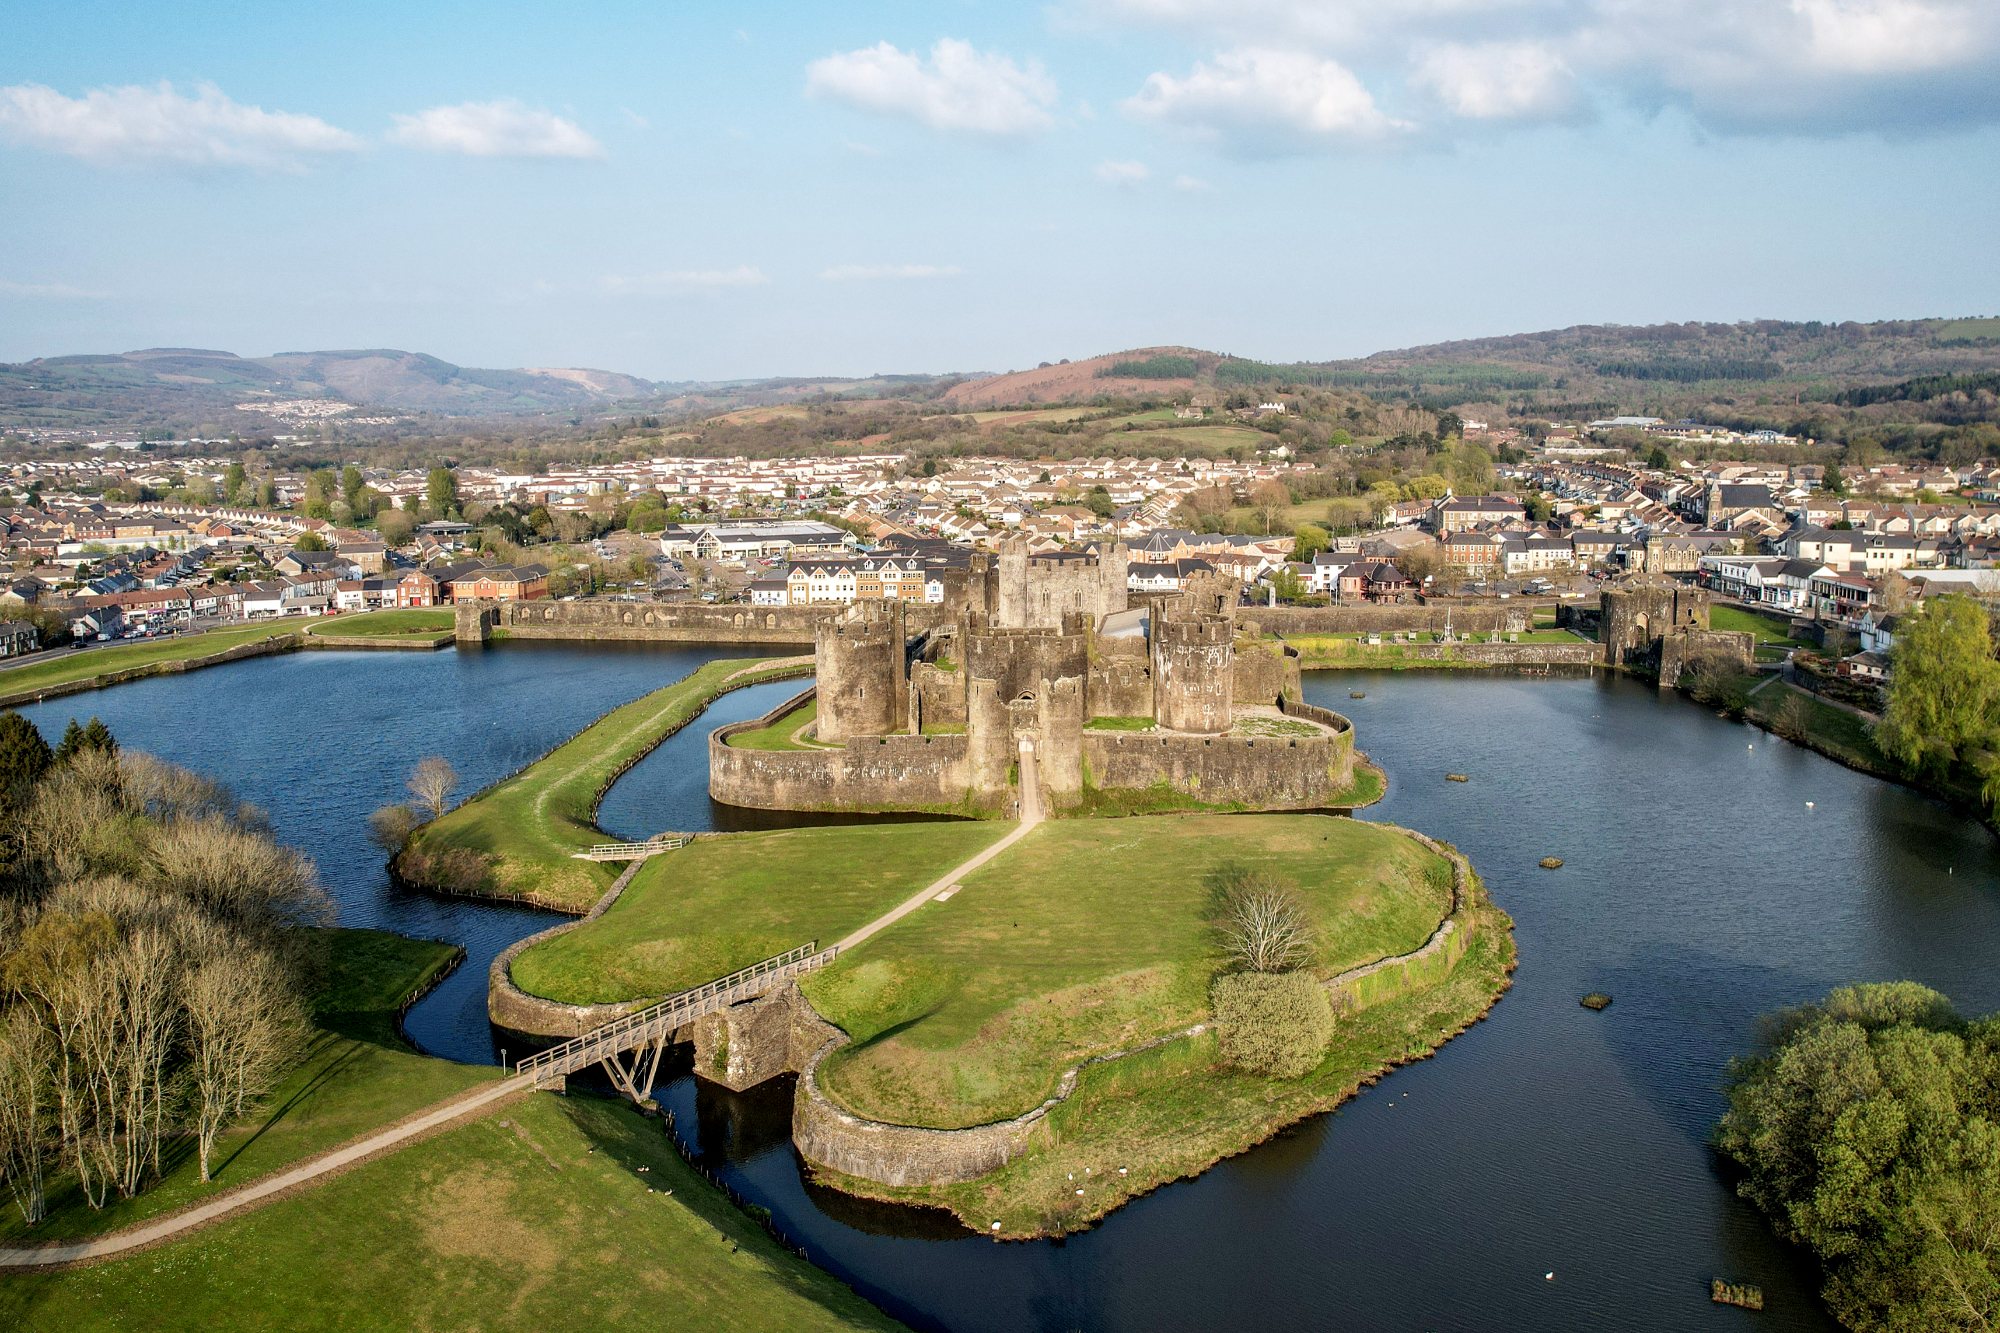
left=149, top=815, right=330, bottom=931
left=1218, top=872, right=1315, bottom=974
left=367, top=804, right=419, bottom=854
left=1775, top=691, right=1814, bottom=742
left=0, top=1010, right=55, bottom=1224
left=1250, top=481, right=1293, bottom=535
left=407, top=757, right=458, bottom=821
left=180, top=927, right=304, bottom=1182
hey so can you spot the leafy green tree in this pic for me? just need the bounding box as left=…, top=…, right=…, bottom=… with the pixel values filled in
left=256, top=479, right=277, bottom=508
left=0, top=712, right=52, bottom=811
left=1525, top=494, right=1553, bottom=523
left=427, top=468, right=458, bottom=515
left=341, top=465, right=364, bottom=507
left=1647, top=445, right=1673, bottom=471
left=1877, top=595, right=2000, bottom=776
left=1824, top=463, right=1846, bottom=494
left=1291, top=524, right=1330, bottom=562
left=294, top=531, right=328, bottom=552
left=53, top=717, right=115, bottom=763
left=1269, top=567, right=1308, bottom=602
left=1085, top=485, right=1115, bottom=518
left=1716, top=982, right=1999, bottom=1333
left=224, top=462, right=246, bottom=502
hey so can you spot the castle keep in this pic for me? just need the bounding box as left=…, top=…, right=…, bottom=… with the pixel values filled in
left=710, top=538, right=1356, bottom=815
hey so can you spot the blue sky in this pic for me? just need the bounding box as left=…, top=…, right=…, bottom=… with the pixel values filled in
left=3, top=0, right=1998, bottom=381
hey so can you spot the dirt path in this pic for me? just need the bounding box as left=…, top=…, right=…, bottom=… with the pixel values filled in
left=832, top=741, right=1043, bottom=954
left=0, top=1076, right=530, bottom=1269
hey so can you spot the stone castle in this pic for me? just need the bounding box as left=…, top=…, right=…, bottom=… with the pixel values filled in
left=710, top=539, right=1356, bottom=815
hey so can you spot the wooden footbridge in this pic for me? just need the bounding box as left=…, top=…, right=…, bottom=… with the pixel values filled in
left=512, top=941, right=837, bottom=1102
left=571, top=834, right=692, bottom=862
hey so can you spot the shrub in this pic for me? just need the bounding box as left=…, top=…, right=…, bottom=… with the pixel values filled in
left=1212, top=970, right=1333, bottom=1078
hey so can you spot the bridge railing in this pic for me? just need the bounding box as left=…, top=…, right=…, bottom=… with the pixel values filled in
left=514, top=941, right=835, bottom=1081
left=571, top=834, right=691, bottom=860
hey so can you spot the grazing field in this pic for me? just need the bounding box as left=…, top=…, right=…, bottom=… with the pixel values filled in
left=801, top=814, right=1452, bottom=1130
left=0, top=624, right=295, bottom=698
left=0, top=928, right=488, bottom=1245
left=0, top=1092, right=906, bottom=1333
left=308, top=608, right=457, bottom=637
left=510, top=821, right=1012, bottom=1004
left=400, top=656, right=811, bottom=910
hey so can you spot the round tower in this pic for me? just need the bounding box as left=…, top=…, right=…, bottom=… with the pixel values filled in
left=815, top=606, right=902, bottom=743
left=1152, top=615, right=1235, bottom=734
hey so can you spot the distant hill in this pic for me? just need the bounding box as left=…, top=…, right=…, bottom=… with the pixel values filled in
left=939, top=320, right=2000, bottom=434
left=940, top=347, right=1206, bottom=408
left=0, top=346, right=662, bottom=433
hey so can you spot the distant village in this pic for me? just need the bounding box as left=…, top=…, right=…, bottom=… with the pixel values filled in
left=5, top=430, right=1996, bottom=686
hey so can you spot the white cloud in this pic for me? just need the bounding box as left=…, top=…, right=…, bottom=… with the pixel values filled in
left=604, top=267, right=770, bottom=293
left=0, top=279, right=108, bottom=298
left=1093, top=0, right=2000, bottom=138
left=388, top=100, right=603, bottom=158
left=1410, top=41, right=1581, bottom=123
left=1174, top=174, right=1211, bottom=191
left=819, top=264, right=964, bottom=280
left=1124, top=48, right=1406, bottom=150
left=0, top=81, right=360, bottom=170
left=805, top=38, right=1057, bottom=136
left=1095, top=158, right=1151, bottom=184
left=840, top=137, right=884, bottom=155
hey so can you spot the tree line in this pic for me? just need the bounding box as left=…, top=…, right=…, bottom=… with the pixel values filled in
left=0, top=714, right=330, bottom=1223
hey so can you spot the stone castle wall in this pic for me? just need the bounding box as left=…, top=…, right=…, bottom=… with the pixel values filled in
left=962, top=618, right=1089, bottom=704
left=1152, top=616, right=1235, bottom=734
left=816, top=602, right=906, bottom=743
left=485, top=598, right=947, bottom=644
left=1231, top=638, right=1299, bottom=706
left=996, top=543, right=1128, bottom=629
left=1081, top=722, right=1353, bottom=808
left=910, top=662, right=968, bottom=730
left=1600, top=585, right=1709, bottom=667
left=709, top=688, right=992, bottom=812
left=1258, top=604, right=1536, bottom=636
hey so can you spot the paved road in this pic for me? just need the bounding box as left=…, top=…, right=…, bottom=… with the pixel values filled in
left=0, top=1075, right=529, bottom=1269
left=832, top=739, right=1043, bottom=954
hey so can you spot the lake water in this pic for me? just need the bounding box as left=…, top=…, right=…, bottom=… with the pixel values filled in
left=21, top=653, right=2000, bottom=1332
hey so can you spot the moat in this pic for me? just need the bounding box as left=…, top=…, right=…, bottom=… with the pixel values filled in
left=20, top=647, right=2000, bottom=1332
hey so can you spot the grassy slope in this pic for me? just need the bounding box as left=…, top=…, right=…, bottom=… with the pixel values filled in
left=1709, top=606, right=1816, bottom=661
left=0, top=625, right=294, bottom=696
left=802, top=814, right=1450, bottom=1129
left=0, top=1093, right=905, bottom=1333
left=0, top=928, right=489, bottom=1244
left=308, top=608, right=456, bottom=636
left=405, top=656, right=808, bottom=910
left=511, top=822, right=1012, bottom=1005
left=725, top=698, right=821, bottom=750
left=840, top=885, right=1515, bottom=1237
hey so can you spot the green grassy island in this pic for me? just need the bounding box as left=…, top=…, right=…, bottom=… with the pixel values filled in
left=511, top=812, right=1512, bottom=1235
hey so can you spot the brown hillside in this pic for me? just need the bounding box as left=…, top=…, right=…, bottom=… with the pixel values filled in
left=942, top=347, right=1204, bottom=408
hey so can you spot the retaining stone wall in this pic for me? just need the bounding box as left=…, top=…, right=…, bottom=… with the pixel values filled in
left=1080, top=727, right=1352, bottom=808
left=488, top=598, right=947, bottom=644
left=709, top=711, right=986, bottom=812
left=1260, top=604, right=1543, bottom=635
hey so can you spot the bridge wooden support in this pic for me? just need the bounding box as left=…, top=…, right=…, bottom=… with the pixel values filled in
left=601, top=1035, right=669, bottom=1105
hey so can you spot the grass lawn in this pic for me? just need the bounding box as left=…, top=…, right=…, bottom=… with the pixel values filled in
left=405, top=657, right=810, bottom=910
left=308, top=608, right=456, bottom=637
left=835, top=884, right=1514, bottom=1237
left=724, top=697, right=823, bottom=750
left=1710, top=605, right=1816, bottom=658
left=0, top=928, right=489, bottom=1245
left=0, top=1092, right=905, bottom=1333
left=801, top=814, right=1452, bottom=1130
left=510, top=821, right=1012, bottom=1005
left=0, top=624, right=295, bottom=698
left=1084, top=715, right=1156, bottom=731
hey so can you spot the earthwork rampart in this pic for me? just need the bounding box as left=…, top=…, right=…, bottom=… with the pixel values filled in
left=789, top=822, right=1480, bottom=1189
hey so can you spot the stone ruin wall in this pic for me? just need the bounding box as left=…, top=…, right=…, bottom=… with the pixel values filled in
left=1152, top=616, right=1235, bottom=734
left=815, top=603, right=906, bottom=743
left=1256, top=604, right=1537, bottom=637
left=1081, top=722, right=1354, bottom=810
left=708, top=689, right=992, bottom=813
left=995, top=543, right=1129, bottom=629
